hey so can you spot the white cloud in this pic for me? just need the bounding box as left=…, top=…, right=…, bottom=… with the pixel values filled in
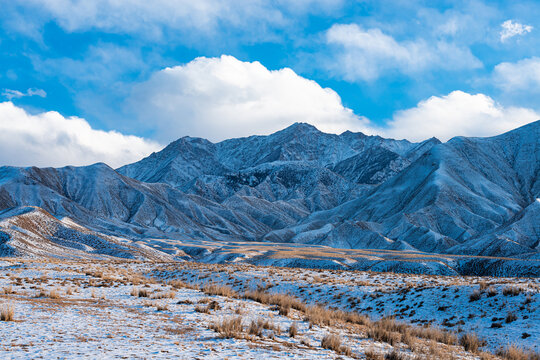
left=382, top=91, right=540, bottom=142
left=0, top=102, right=161, bottom=168
left=126, top=55, right=371, bottom=143
left=492, top=57, right=540, bottom=92
left=324, top=24, right=482, bottom=81
left=2, top=88, right=46, bottom=100
left=125, top=57, right=537, bottom=144
left=500, top=20, right=533, bottom=42
left=14, top=0, right=342, bottom=39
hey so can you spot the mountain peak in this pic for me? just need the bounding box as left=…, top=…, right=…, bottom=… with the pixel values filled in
left=280, top=122, right=321, bottom=134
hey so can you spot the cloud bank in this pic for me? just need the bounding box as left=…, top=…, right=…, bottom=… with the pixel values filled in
left=1, top=57, right=538, bottom=168
left=127, top=56, right=537, bottom=144
left=127, top=55, right=371, bottom=142
left=383, top=91, right=539, bottom=142
left=0, top=102, right=161, bottom=168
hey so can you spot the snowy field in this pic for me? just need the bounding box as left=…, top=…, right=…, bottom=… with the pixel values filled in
left=0, top=259, right=538, bottom=359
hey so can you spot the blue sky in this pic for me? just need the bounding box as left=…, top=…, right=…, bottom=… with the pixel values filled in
left=1, top=0, right=540, bottom=167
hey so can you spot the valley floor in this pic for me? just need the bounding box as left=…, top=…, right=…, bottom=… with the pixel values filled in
left=0, top=259, right=538, bottom=359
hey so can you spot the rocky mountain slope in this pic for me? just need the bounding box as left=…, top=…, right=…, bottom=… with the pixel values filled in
left=279, top=121, right=540, bottom=258
left=0, top=121, right=538, bottom=263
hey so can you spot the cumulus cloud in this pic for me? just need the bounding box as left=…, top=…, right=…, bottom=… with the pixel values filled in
left=381, top=91, right=540, bottom=142
left=2, top=88, right=46, bottom=100
left=324, top=24, right=482, bottom=81
left=126, top=55, right=371, bottom=143
left=0, top=102, right=161, bottom=168
left=500, top=20, right=533, bottom=42
left=492, top=57, right=540, bottom=92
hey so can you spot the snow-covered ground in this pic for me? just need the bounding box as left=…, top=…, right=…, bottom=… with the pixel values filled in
left=0, top=259, right=537, bottom=359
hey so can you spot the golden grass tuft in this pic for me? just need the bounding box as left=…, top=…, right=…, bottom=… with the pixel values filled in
left=210, top=316, right=243, bottom=338
left=0, top=304, right=14, bottom=321
left=321, top=333, right=351, bottom=356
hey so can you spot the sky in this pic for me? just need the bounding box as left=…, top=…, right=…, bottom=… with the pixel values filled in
left=1, top=0, right=540, bottom=167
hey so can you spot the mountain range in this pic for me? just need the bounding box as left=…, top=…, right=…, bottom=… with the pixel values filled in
left=0, top=121, right=538, bottom=263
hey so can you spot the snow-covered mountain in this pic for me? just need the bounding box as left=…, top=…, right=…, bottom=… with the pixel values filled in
left=279, top=121, right=540, bottom=258
left=0, top=121, right=538, bottom=261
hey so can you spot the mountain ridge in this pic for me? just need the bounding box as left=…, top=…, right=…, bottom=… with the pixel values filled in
left=1, top=121, right=538, bottom=265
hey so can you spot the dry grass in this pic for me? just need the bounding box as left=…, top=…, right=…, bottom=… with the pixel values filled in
left=130, top=287, right=149, bottom=298
left=36, top=287, right=61, bottom=299
left=0, top=304, right=14, bottom=321
left=502, top=286, right=522, bottom=296
left=243, top=290, right=305, bottom=314
left=202, top=283, right=237, bottom=298
left=469, top=289, right=482, bottom=302
left=496, top=345, right=540, bottom=360
left=384, top=350, right=406, bottom=360
left=288, top=322, right=298, bottom=338
left=152, top=290, right=176, bottom=299
left=210, top=316, right=243, bottom=338
left=321, top=333, right=352, bottom=356
left=365, top=349, right=384, bottom=360
left=459, top=333, right=483, bottom=353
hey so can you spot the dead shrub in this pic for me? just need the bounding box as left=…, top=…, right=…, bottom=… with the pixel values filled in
left=210, top=316, right=243, bottom=338
left=321, top=333, right=351, bottom=356
left=502, top=287, right=522, bottom=296
left=130, top=287, right=149, bottom=298
left=469, top=289, right=482, bottom=302
left=459, top=333, right=483, bottom=353
left=487, top=287, right=498, bottom=297
left=288, top=322, right=298, bottom=338
left=248, top=319, right=263, bottom=337
left=0, top=304, right=14, bottom=321
left=194, top=305, right=210, bottom=314
left=505, top=312, right=517, bottom=323
left=365, top=350, right=384, bottom=360
left=203, top=283, right=237, bottom=298
left=496, top=345, right=540, bottom=360
left=385, top=350, right=405, bottom=360
left=156, top=304, right=168, bottom=311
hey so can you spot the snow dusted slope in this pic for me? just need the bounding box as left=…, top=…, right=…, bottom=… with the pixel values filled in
left=0, top=206, right=169, bottom=260
left=288, top=120, right=540, bottom=257
left=0, top=163, right=292, bottom=242
left=0, top=121, right=538, bottom=264
left=118, top=122, right=435, bottom=188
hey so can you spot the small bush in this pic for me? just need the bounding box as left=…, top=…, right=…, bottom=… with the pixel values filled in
left=502, top=287, right=522, bottom=296
left=130, top=287, right=149, bottom=298
left=385, top=350, right=405, bottom=360
left=505, top=312, right=517, bottom=323
left=203, top=283, right=237, bottom=298
left=156, top=304, right=168, bottom=311
left=321, top=333, right=351, bottom=355
left=194, top=305, right=210, bottom=314
left=210, top=316, right=243, bottom=338
left=288, top=322, right=298, bottom=338
left=459, top=333, right=483, bottom=353
left=487, top=286, right=498, bottom=297
left=248, top=319, right=263, bottom=337
left=0, top=304, right=14, bottom=321
left=497, top=345, right=540, bottom=360
left=365, top=350, right=384, bottom=360
left=469, top=289, right=482, bottom=302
